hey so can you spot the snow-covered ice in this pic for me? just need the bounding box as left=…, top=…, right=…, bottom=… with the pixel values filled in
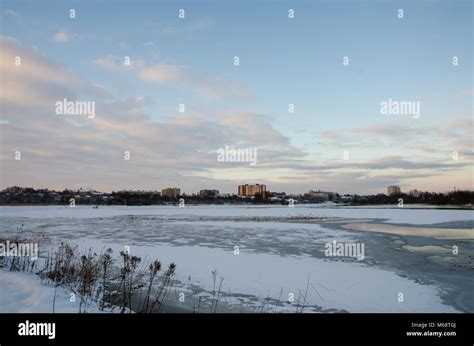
left=1, top=205, right=471, bottom=313
left=1, top=204, right=472, bottom=224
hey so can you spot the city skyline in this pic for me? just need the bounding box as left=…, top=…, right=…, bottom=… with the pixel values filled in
left=1, top=1, right=472, bottom=195
left=4, top=182, right=466, bottom=198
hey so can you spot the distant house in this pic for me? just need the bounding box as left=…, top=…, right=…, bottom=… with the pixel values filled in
left=199, top=189, right=219, bottom=198
left=305, top=190, right=335, bottom=201
left=266, top=191, right=286, bottom=201
left=49, top=192, right=61, bottom=202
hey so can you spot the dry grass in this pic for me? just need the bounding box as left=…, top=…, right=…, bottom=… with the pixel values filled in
left=0, top=236, right=176, bottom=313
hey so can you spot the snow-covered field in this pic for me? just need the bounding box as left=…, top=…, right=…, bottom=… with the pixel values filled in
left=1, top=205, right=472, bottom=313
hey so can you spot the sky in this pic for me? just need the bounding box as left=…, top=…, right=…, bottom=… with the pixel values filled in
left=0, top=0, right=472, bottom=194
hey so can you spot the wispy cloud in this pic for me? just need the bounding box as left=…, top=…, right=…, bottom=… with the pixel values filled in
left=92, top=55, right=250, bottom=101
left=1, top=26, right=472, bottom=194
left=139, top=63, right=185, bottom=83
left=91, top=55, right=144, bottom=70
left=139, top=63, right=250, bottom=100
left=158, top=18, right=214, bottom=36
left=0, top=37, right=296, bottom=192
left=5, top=9, right=18, bottom=17
left=462, top=88, right=474, bottom=96
left=51, top=30, right=76, bottom=43
left=0, top=36, right=77, bottom=108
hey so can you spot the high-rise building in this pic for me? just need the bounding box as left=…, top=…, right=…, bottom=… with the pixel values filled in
left=238, top=184, right=266, bottom=197
left=387, top=186, right=401, bottom=196
left=161, top=187, right=181, bottom=198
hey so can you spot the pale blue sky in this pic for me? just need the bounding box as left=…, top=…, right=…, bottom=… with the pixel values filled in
left=1, top=0, right=472, bottom=193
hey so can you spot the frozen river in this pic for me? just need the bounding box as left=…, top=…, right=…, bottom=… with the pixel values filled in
left=1, top=204, right=472, bottom=224
left=1, top=205, right=473, bottom=313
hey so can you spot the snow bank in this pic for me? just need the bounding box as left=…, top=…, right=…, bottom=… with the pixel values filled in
left=0, top=270, right=105, bottom=313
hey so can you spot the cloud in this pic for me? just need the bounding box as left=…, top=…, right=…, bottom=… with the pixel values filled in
left=1, top=37, right=471, bottom=194
left=462, top=89, right=474, bottom=96
left=139, top=63, right=250, bottom=101
left=0, top=36, right=78, bottom=109
left=91, top=55, right=119, bottom=70
left=438, top=117, right=473, bottom=138
left=1, top=99, right=301, bottom=192
left=353, top=122, right=418, bottom=136
left=5, top=9, right=18, bottom=17
left=214, top=111, right=288, bottom=146
left=0, top=38, right=299, bottom=192
left=159, top=19, right=214, bottom=36
left=51, top=31, right=74, bottom=43
left=139, top=64, right=185, bottom=83
left=93, top=55, right=249, bottom=101
left=320, top=130, right=343, bottom=142
left=91, top=55, right=144, bottom=71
